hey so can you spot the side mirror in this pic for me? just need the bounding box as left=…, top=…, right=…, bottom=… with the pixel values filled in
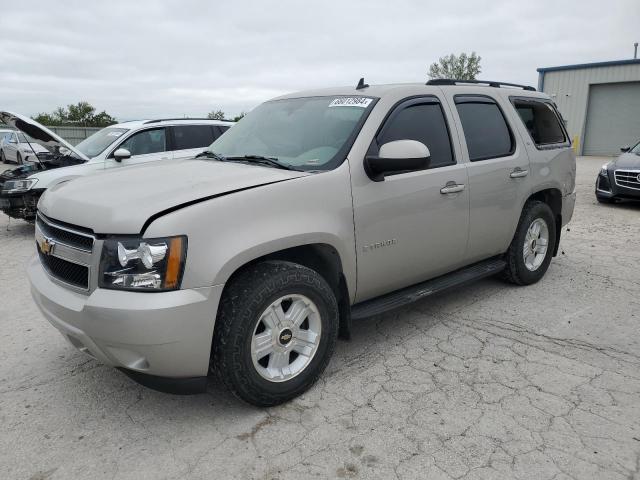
left=113, top=148, right=132, bottom=162
left=365, top=140, right=431, bottom=182
left=620, top=145, right=631, bottom=153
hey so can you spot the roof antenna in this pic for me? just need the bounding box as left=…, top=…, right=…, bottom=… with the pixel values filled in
left=356, top=77, right=369, bottom=90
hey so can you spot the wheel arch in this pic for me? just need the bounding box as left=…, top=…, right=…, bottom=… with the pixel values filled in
left=218, top=242, right=353, bottom=340
left=524, top=187, right=563, bottom=256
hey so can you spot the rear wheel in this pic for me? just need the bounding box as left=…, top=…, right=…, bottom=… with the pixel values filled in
left=212, top=261, right=338, bottom=406
left=16, top=152, right=22, bottom=165
left=502, top=201, right=556, bottom=285
left=0, top=149, right=5, bottom=163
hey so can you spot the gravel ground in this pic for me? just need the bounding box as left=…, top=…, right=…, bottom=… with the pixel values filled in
left=1, top=156, right=639, bottom=480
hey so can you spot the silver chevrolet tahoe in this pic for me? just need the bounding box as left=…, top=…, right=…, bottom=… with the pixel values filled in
left=28, top=79, right=576, bottom=406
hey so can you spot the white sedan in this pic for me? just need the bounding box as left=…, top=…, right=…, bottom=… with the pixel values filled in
left=0, top=130, right=49, bottom=164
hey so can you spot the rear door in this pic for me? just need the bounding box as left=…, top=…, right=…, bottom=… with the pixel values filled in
left=351, top=95, right=470, bottom=302
left=170, top=125, right=219, bottom=160
left=106, top=127, right=171, bottom=168
left=445, top=92, right=531, bottom=263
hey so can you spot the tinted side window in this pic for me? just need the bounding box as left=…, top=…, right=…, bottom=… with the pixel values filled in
left=215, top=125, right=230, bottom=137
left=119, top=128, right=166, bottom=156
left=455, top=97, right=513, bottom=161
left=377, top=101, right=454, bottom=168
left=513, top=100, right=566, bottom=146
left=172, top=125, right=216, bottom=150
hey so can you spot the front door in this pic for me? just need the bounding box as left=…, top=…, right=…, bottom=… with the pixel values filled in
left=106, top=127, right=172, bottom=168
left=351, top=96, right=470, bottom=302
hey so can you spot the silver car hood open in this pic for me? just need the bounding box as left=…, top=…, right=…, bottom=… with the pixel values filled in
left=38, top=159, right=310, bottom=234
left=0, top=111, right=90, bottom=161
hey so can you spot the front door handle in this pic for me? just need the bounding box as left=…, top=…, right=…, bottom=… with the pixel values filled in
left=440, top=183, right=466, bottom=194
left=510, top=168, right=529, bottom=178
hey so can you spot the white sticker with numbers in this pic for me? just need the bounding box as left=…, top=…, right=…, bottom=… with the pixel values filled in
left=328, top=97, right=372, bottom=108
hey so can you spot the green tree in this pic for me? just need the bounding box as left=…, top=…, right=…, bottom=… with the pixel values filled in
left=33, top=102, right=117, bottom=127
left=428, top=52, right=482, bottom=80
left=232, top=112, right=247, bottom=122
left=207, top=109, right=226, bottom=120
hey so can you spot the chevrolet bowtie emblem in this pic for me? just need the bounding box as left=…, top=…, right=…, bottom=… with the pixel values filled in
left=39, top=236, right=56, bottom=255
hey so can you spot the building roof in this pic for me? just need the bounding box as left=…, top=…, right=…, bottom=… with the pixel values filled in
left=537, top=59, right=640, bottom=73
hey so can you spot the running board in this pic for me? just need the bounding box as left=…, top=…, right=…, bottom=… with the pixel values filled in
left=351, top=258, right=506, bottom=320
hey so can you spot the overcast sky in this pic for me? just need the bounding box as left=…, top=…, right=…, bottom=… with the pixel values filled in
left=1, top=0, right=638, bottom=121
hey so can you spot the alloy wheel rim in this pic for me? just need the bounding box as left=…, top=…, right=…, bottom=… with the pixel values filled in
left=251, top=294, right=322, bottom=382
left=523, top=218, right=549, bottom=271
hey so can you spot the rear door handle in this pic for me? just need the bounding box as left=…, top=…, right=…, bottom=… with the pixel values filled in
left=510, top=168, right=529, bottom=178
left=440, top=183, right=466, bottom=194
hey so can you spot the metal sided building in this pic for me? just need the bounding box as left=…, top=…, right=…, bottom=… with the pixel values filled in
left=537, top=59, right=640, bottom=156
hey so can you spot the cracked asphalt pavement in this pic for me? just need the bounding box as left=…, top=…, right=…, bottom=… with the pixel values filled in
left=1, top=156, right=639, bottom=480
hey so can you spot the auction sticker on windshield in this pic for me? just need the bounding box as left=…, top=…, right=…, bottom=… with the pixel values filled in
left=329, top=97, right=372, bottom=108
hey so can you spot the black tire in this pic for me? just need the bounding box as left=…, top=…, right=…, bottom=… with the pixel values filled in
left=502, top=201, right=557, bottom=286
left=212, top=261, right=339, bottom=407
left=0, top=150, right=5, bottom=163
left=16, top=152, right=22, bottom=165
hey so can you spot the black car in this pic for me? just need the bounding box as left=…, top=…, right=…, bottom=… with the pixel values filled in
left=596, top=142, right=640, bottom=203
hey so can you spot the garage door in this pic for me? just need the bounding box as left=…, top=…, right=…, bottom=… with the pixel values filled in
left=583, top=81, right=640, bottom=156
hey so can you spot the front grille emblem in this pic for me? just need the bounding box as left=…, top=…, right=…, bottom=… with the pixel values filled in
left=39, top=236, right=56, bottom=256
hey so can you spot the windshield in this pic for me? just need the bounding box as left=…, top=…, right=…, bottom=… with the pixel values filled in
left=631, top=141, right=640, bottom=154
left=208, top=96, right=375, bottom=170
left=75, top=127, right=128, bottom=158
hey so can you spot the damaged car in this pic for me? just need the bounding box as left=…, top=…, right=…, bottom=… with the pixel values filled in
left=0, top=112, right=233, bottom=221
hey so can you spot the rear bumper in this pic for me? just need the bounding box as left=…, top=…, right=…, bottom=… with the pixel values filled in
left=28, top=255, right=224, bottom=380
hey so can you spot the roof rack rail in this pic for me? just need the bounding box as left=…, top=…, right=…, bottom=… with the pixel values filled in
left=143, top=117, right=235, bottom=124
left=426, top=79, right=536, bottom=91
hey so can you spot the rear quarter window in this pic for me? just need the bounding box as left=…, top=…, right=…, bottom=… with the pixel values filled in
left=512, top=98, right=567, bottom=147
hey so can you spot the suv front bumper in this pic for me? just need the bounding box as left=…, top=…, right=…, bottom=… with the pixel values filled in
left=28, top=255, right=223, bottom=384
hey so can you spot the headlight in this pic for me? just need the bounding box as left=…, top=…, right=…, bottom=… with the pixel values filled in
left=99, top=236, right=187, bottom=291
left=3, top=178, right=38, bottom=194
left=600, top=164, right=609, bottom=176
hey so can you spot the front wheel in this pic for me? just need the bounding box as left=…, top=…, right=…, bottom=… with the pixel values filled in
left=0, top=149, right=5, bottom=163
left=502, top=201, right=557, bottom=285
left=16, top=152, right=22, bottom=165
left=212, top=261, right=338, bottom=406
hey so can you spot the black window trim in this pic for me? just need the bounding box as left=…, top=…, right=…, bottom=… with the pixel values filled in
left=454, top=94, right=516, bottom=162
left=509, top=96, right=571, bottom=151
left=370, top=95, right=457, bottom=170
left=107, top=126, right=170, bottom=159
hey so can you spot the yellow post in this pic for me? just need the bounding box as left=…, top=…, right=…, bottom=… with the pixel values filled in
left=572, top=136, right=580, bottom=155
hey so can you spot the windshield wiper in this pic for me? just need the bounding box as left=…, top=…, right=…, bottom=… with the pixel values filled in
left=225, top=155, right=297, bottom=171
left=195, top=150, right=227, bottom=161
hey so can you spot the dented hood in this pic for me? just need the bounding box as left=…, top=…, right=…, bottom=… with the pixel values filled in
left=38, top=158, right=309, bottom=234
left=0, top=111, right=90, bottom=162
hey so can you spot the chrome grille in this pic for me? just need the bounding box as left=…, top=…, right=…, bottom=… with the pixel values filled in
left=36, top=214, right=94, bottom=252
left=35, top=214, right=95, bottom=291
left=38, top=245, right=89, bottom=289
left=614, top=170, right=640, bottom=191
